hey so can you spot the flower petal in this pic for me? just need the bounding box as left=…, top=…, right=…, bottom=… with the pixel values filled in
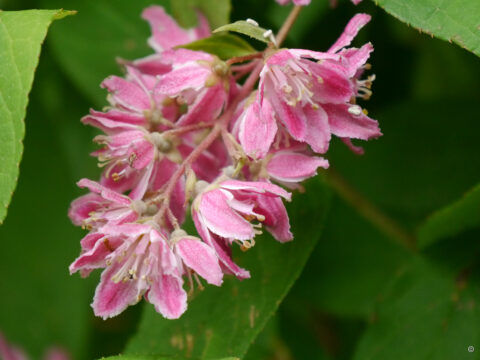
left=68, top=193, right=104, bottom=226
left=142, top=5, right=192, bottom=51
left=199, top=189, right=255, bottom=240
left=101, top=76, right=150, bottom=112
left=177, top=84, right=226, bottom=126
left=92, top=264, right=139, bottom=319
left=148, top=274, right=187, bottom=319
left=177, top=238, right=223, bottom=286
left=324, top=103, right=382, bottom=140
left=267, top=151, right=329, bottom=183
left=157, top=63, right=211, bottom=96
left=193, top=212, right=250, bottom=279
left=328, top=13, right=371, bottom=53
left=220, top=180, right=291, bottom=200
left=77, top=179, right=131, bottom=206
left=239, top=98, right=277, bottom=159
left=255, top=195, right=293, bottom=242
left=303, top=104, right=331, bottom=154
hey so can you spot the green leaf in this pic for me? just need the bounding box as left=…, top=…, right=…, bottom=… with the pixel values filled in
left=40, top=0, right=170, bottom=106
left=171, top=0, right=231, bottom=29
left=329, top=101, right=480, bottom=229
left=293, top=196, right=411, bottom=317
left=125, top=179, right=331, bottom=359
left=214, top=20, right=270, bottom=44
left=418, top=183, right=480, bottom=249
left=374, top=0, right=480, bottom=57
left=354, top=257, right=480, bottom=360
left=179, top=33, right=257, bottom=60
left=0, top=9, right=74, bottom=224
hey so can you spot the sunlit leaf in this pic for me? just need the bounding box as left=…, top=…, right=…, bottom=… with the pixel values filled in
left=179, top=33, right=257, bottom=60
left=0, top=9, right=74, bottom=223
left=214, top=20, right=270, bottom=44
left=375, top=0, right=480, bottom=57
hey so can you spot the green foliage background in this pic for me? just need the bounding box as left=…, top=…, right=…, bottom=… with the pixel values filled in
left=0, top=0, right=479, bottom=359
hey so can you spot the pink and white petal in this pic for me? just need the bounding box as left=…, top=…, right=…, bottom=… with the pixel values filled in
left=160, top=48, right=213, bottom=66
left=77, top=179, right=131, bottom=206
left=177, top=84, right=226, bottom=126
left=101, top=163, right=139, bottom=194
left=69, top=238, right=114, bottom=275
left=148, top=274, right=187, bottom=319
left=199, top=190, right=255, bottom=240
left=101, top=76, right=151, bottom=112
left=324, top=103, right=382, bottom=140
left=132, top=54, right=172, bottom=76
left=193, top=11, right=211, bottom=39
left=267, top=94, right=307, bottom=142
left=310, top=62, right=354, bottom=104
left=255, top=195, right=293, bottom=242
left=267, top=151, right=329, bottom=183
left=221, top=180, right=291, bottom=200
left=150, top=158, right=185, bottom=223
left=351, top=0, right=363, bottom=4
left=80, top=232, right=105, bottom=250
left=328, top=13, right=371, bottom=53
left=293, top=0, right=311, bottom=4
left=128, top=140, right=155, bottom=170
left=177, top=238, right=223, bottom=285
left=193, top=212, right=250, bottom=279
left=157, top=64, right=211, bottom=96
left=142, top=6, right=191, bottom=51
left=82, top=110, right=144, bottom=132
left=303, top=104, right=331, bottom=154
left=100, top=223, right=151, bottom=238
left=340, top=42, right=373, bottom=77
left=129, top=163, right=155, bottom=201
left=68, top=193, right=104, bottom=226
left=239, top=99, right=277, bottom=159
left=265, top=49, right=296, bottom=66
left=106, top=130, right=145, bottom=148
left=92, top=264, right=139, bottom=319
left=288, top=49, right=340, bottom=62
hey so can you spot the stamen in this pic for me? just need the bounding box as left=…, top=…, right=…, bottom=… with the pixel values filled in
left=348, top=105, right=363, bottom=116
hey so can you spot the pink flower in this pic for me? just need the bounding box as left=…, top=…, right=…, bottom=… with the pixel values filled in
left=83, top=66, right=183, bottom=198
left=142, top=5, right=210, bottom=53
left=258, top=145, right=329, bottom=185
left=68, top=179, right=140, bottom=230
left=276, top=0, right=311, bottom=6
left=155, top=49, right=231, bottom=126
left=238, top=14, right=381, bottom=157
left=71, top=222, right=222, bottom=319
left=193, top=179, right=292, bottom=244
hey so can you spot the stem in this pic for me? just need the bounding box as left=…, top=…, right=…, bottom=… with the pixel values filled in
left=162, top=122, right=212, bottom=137
left=326, top=169, right=417, bottom=252
left=276, top=5, right=303, bottom=47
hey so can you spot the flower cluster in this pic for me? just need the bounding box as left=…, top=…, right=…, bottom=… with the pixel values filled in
left=69, top=4, right=380, bottom=319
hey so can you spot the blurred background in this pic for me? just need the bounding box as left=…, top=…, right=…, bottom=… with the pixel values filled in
left=0, top=0, right=479, bottom=359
